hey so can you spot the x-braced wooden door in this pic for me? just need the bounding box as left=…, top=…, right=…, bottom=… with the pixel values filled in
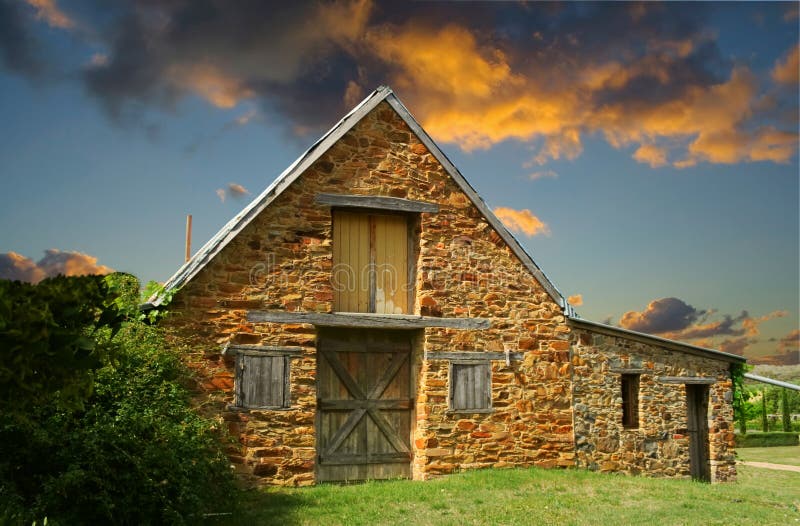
left=316, top=329, right=413, bottom=482
left=686, top=384, right=711, bottom=482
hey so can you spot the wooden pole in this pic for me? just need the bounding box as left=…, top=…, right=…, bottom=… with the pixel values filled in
left=185, top=214, right=192, bottom=262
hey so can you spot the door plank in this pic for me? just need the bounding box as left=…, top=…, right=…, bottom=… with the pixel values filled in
left=322, top=408, right=367, bottom=458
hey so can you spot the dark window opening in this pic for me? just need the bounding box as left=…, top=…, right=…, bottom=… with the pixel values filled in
left=621, top=374, right=640, bottom=429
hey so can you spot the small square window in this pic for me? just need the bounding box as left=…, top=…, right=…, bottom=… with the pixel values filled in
left=235, top=354, right=291, bottom=409
left=449, top=362, right=492, bottom=412
left=621, top=374, right=640, bottom=429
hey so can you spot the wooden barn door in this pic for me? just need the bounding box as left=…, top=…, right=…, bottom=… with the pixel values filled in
left=686, top=384, right=711, bottom=482
left=316, top=330, right=413, bottom=482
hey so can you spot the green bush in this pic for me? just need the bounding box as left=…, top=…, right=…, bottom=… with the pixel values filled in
left=0, top=276, right=238, bottom=525
left=735, top=432, right=800, bottom=448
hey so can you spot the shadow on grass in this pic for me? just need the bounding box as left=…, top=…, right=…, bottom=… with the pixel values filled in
left=210, top=487, right=308, bottom=525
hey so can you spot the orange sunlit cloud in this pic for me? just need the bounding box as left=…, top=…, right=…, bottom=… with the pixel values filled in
left=493, top=207, right=550, bottom=237
left=633, top=144, right=668, bottom=168
left=25, top=0, right=75, bottom=30
left=366, top=23, right=797, bottom=168
left=170, top=64, right=255, bottom=109
left=0, top=249, right=113, bottom=283
left=772, top=44, right=799, bottom=85
left=568, top=294, right=584, bottom=306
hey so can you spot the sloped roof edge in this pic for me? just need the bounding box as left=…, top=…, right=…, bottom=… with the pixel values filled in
left=568, top=316, right=747, bottom=364
left=150, top=86, right=570, bottom=313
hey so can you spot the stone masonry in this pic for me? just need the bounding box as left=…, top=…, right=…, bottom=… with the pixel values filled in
left=570, top=324, right=737, bottom=482
left=163, top=101, right=574, bottom=485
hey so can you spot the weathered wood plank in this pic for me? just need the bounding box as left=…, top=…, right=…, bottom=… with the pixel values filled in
left=450, top=362, right=491, bottom=411
left=320, top=351, right=367, bottom=400
left=426, top=351, right=524, bottom=361
left=367, top=352, right=409, bottom=399
left=322, top=408, right=367, bottom=458
left=316, top=193, right=439, bottom=213
left=319, top=399, right=414, bottom=410
left=223, top=344, right=303, bottom=356
left=658, top=376, right=717, bottom=384
left=367, top=408, right=410, bottom=453
left=319, top=453, right=411, bottom=465
left=248, top=310, right=492, bottom=329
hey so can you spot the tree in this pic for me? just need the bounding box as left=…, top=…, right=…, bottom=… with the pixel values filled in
left=761, top=390, right=768, bottom=432
left=0, top=274, right=127, bottom=414
left=0, top=274, right=237, bottom=524
left=782, top=388, right=792, bottom=432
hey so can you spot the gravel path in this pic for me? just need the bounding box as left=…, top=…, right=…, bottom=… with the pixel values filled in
left=738, top=461, right=800, bottom=473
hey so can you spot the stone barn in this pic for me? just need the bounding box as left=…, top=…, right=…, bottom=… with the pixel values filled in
left=147, top=86, right=744, bottom=486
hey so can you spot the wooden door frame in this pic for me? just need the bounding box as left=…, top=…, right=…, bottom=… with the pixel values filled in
left=314, top=328, right=418, bottom=482
left=686, top=384, right=711, bottom=482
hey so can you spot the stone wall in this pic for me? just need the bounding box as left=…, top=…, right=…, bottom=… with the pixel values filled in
left=569, top=324, right=737, bottom=482
left=163, top=101, right=574, bottom=486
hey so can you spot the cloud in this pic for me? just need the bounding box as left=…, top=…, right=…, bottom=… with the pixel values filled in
left=1, top=2, right=795, bottom=166
left=216, top=183, right=250, bottom=203
left=567, top=294, right=583, bottom=306
left=81, top=0, right=374, bottom=123
left=778, top=329, right=800, bottom=354
left=718, top=336, right=752, bottom=356
left=0, top=249, right=113, bottom=283
left=228, top=183, right=250, bottom=198
left=493, top=207, right=550, bottom=237
left=527, top=170, right=558, bottom=181
left=633, top=144, right=668, bottom=168
left=24, top=0, right=74, bottom=30
left=619, top=297, right=703, bottom=334
left=772, top=44, right=799, bottom=85
left=619, top=297, right=790, bottom=358
left=0, top=251, right=45, bottom=282
left=0, top=0, right=45, bottom=77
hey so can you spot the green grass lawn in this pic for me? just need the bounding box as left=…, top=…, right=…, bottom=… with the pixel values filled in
left=737, top=445, right=800, bottom=467
left=222, top=463, right=800, bottom=526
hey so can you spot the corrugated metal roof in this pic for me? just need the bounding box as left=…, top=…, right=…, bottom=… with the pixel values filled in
left=149, top=85, right=571, bottom=312
left=744, top=373, right=800, bottom=391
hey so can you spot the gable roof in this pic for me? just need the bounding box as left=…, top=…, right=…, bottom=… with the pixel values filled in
left=147, top=86, right=571, bottom=313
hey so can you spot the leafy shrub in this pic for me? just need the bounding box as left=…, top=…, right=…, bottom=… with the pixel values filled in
left=735, top=432, right=800, bottom=448
left=0, top=276, right=237, bottom=524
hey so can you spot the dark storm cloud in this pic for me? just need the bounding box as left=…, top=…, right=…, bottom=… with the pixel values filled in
left=2, top=1, right=796, bottom=165
left=0, top=0, right=44, bottom=77
left=619, top=297, right=704, bottom=334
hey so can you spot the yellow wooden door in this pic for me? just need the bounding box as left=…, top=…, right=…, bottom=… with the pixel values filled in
left=373, top=214, right=408, bottom=314
left=332, top=211, right=408, bottom=314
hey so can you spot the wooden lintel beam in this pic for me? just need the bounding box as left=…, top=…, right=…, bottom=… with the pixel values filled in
left=222, top=344, right=304, bottom=357
left=424, top=351, right=525, bottom=362
left=657, top=376, right=717, bottom=384
left=247, top=310, right=491, bottom=330
left=316, top=193, right=439, bottom=214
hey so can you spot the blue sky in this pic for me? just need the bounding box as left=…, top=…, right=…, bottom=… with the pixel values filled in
left=0, top=1, right=797, bottom=362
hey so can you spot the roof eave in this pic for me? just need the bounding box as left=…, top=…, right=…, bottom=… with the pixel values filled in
left=567, top=316, right=747, bottom=364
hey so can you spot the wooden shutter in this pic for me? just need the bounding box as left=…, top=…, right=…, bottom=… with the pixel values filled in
left=332, top=211, right=408, bottom=314
left=236, top=355, right=290, bottom=408
left=450, top=362, right=492, bottom=411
